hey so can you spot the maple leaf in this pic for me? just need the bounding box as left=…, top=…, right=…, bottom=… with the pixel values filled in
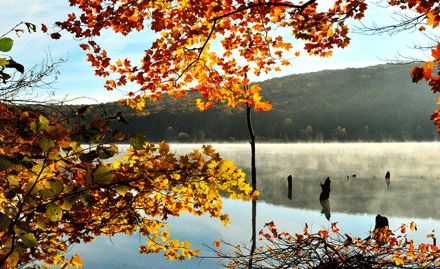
left=411, top=66, right=425, bottom=83
left=56, top=0, right=368, bottom=111
left=213, top=240, right=221, bottom=248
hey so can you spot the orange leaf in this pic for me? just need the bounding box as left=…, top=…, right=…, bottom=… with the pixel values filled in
left=409, top=221, right=417, bottom=231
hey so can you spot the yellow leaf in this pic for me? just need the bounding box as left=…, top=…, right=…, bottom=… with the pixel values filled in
left=427, top=12, right=436, bottom=26
left=410, top=221, right=417, bottom=231
left=70, top=254, right=84, bottom=268
left=220, top=214, right=230, bottom=225
left=392, top=256, right=404, bottom=265
left=327, top=27, right=334, bottom=37
left=113, top=159, right=122, bottom=169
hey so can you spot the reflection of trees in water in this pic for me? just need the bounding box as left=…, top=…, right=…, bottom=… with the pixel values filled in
left=254, top=173, right=439, bottom=220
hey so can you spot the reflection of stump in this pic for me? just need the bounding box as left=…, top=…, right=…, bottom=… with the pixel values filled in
left=287, top=175, right=293, bottom=200
left=320, top=199, right=331, bottom=220
left=385, top=171, right=390, bottom=188
left=319, top=177, right=331, bottom=220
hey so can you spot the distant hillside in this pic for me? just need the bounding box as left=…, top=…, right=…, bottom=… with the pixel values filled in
left=84, top=63, right=440, bottom=142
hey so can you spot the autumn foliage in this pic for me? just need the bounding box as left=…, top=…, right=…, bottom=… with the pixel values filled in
left=0, top=102, right=255, bottom=268
left=214, top=221, right=440, bottom=268
left=55, top=0, right=367, bottom=111
left=0, top=21, right=260, bottom=268
left=5, top=0, right=440, bottom=267
left=377, top=1, right=440, bottom=133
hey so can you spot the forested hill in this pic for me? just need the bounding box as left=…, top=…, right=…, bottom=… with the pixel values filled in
left=84, top=63, right=440, bottom=142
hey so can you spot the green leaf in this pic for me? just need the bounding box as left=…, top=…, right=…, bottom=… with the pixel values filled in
left=30, top=115, right=50, bottom=133
left=39, top=137, right=55, bottom=152
left=49, top=181, right=64, bottom=195
left=40, top=188, right=55, bottom=199
left=36, top=218, right=47, bottom=230
left=0, top=37, right=13, bottom=52
left=30, top=122, right=37, bottom=133
left=24, top=22, right=36, bottom=33
left=128, top=133, right=147, bottom=150
left=60, top=199, right=73, bottom=211
left=0, top=57, right=9, bottom=67
left=38, top=115, right=50, bottom=131
left=0, top=157, right=12, bottom=170
left=20, top=233, right=37, bottom=247
left=46, top=204, right=63, bottom=222
left=95, top=165, right=114, bottom=184
left=114, top=185, right=129, bottom=196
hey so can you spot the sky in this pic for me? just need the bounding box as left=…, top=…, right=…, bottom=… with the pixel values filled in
left=0, top=0, right=432, bottom=104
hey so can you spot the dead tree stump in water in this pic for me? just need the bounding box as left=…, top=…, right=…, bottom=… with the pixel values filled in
left=287, top=175, right=293, bottom=200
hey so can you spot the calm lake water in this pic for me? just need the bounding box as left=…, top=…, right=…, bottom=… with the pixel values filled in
left=72, top=142, right=440, bottom=268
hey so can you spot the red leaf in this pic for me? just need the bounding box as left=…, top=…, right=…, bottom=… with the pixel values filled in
left=50, top=33, right=62, bottom=39
left=41, top=24, right=48, bottom=33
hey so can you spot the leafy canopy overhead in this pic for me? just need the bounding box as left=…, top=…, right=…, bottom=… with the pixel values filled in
left=56, top=0, right=367, bottom=111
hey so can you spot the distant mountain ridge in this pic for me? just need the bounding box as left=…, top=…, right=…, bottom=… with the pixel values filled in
left=85, top=63, right=440, bottom=142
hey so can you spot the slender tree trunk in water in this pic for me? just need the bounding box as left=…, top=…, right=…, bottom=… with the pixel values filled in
left=246, top=103, right=257, bottom=269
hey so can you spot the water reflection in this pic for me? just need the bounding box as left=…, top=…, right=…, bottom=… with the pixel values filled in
left=168, top=143, right=440, bottom=220
left=319, top=177, right=331, bottom=220
left=385, top=171, right=391, bottom=188
left=72, top=143, right=440, bottom=268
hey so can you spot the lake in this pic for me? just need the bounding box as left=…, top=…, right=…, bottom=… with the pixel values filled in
left=72, top=142, right=440, bottom=268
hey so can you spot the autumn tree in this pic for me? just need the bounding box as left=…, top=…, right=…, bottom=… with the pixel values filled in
left=0, top=26, right=255, bottom=268
left=360, top=0, right=440, bottom=134
left=54, top=0, right=368, bottom=111
left=51, top=1, right=368, bottom=267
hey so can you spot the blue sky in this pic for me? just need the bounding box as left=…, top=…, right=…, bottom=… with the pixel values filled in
left=0, top=0, right=430, bottom=104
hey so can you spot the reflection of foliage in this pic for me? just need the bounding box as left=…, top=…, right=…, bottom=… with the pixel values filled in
left=0, top=103, right=256, bottom=268
left=215, top=221, right=439, bottom=268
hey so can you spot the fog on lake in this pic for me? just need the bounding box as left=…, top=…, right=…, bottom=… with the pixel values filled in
left=72, top=142, right=440, bottom=268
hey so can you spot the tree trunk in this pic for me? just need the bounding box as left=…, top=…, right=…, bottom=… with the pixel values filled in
left=246, top=103, right=257, bottom=269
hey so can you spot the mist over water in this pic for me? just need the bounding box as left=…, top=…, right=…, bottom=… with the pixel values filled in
left=74, top=142, right=440, bottom=268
